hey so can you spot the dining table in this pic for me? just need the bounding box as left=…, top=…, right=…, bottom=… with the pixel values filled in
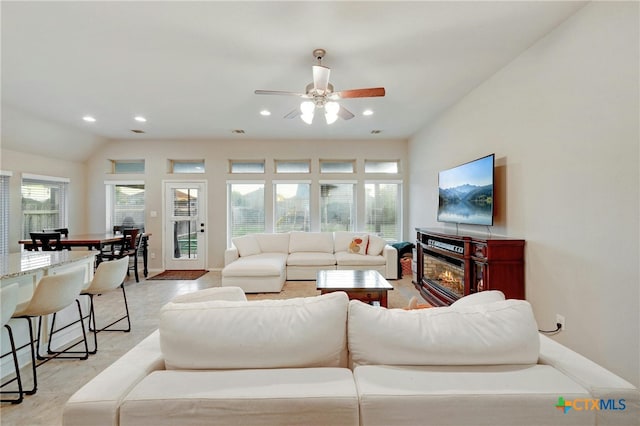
left=19, top=232, right=151, bottom=277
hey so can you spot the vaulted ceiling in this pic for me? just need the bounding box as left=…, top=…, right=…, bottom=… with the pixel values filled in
left=2, top=1, right=585, bottom=146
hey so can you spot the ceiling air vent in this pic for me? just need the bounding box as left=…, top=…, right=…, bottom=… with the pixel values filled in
left=131, top=129, right=145, bottom=134
left=232, top=129, right=245, bottom=134
left=370, top=130, right=382, bottom=134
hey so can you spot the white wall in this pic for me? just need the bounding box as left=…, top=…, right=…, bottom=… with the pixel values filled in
left=85, top=138, right=408, bottom=272
left=409, top=2, right=639, bottom=385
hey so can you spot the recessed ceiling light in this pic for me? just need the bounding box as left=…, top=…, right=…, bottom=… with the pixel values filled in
left=363, top=110, right=374, bottom=116
left=260, top=110, right=271, bottom=116
left=134, top=116, right=147, bottom=122
left=82, top=115, right=96, bottom=122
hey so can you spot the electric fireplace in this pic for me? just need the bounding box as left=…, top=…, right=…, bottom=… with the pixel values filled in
left=414, top=228, right=526, bottom=306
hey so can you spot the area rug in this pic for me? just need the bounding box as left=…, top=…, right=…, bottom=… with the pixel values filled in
left=148, top=270, right=209, bottom=280
left=245, top=276, right=420, bottom=309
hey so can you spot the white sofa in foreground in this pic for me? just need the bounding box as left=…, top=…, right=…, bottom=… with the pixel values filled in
left=63, top=289, right=639, bottom=426
left=222, top=231, right=398, bottom=293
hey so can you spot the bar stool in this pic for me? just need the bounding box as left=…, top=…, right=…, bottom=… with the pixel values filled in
left=11, top=269, right=89, bottom=395
left=1, top=284, right=23, bottom=404
left=81, top=256, right=130, bottom=353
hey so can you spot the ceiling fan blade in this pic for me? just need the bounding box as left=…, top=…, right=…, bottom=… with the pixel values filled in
left=283, top=108, right=300, bottom=119
left=336, top=87, right=386, bottom=99
left=337, top=105, right=355, bottom=120
left=255, top=89, right=309, bottom=98
left=312, top=65, right=331, bottom=92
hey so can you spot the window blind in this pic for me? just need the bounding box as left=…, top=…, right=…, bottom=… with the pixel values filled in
left=228, top=183, right=265, bottom=243
left=0, top=173, right=10, bottom=255
left=21, top=176, right=69, bottom=239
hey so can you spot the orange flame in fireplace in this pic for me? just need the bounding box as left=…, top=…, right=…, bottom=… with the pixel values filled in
left=439, top=270, right=457, bottom=284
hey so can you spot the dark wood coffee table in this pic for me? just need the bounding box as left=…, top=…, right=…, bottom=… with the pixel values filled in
left=316, top=270, right=394, bottom=307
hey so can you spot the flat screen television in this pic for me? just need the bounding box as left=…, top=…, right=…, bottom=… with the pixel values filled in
left=437, top=154, right=495, bottom=226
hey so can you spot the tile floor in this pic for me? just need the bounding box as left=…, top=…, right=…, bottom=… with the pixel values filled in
left=0, top=271, right=422, bottom=426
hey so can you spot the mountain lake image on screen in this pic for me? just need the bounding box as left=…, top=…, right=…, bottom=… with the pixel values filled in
left=437, top=154, right=495, bottom=226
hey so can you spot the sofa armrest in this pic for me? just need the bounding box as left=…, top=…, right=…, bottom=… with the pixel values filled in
left=382, top=244, right=398, bottom=280
left=538, top=334, right=639, bottom=425
left=224, top=246, right=239, bottom=266
left=63, top=330, right=165, bottom=426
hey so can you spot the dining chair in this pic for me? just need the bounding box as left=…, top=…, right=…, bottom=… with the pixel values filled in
left=29, top=231, right=62, bottom=251
left=0, top=284, right=24, bottom=404
left=11, top=269, right=89, bottom=395
left=44, top=228, right=71, bottom=250
left=102, top=228, right=141, bottom=282
left=81, top=256, right=130, bottom=353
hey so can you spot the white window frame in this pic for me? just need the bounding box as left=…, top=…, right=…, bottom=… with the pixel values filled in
left=364, top=179, right=403, bottom=242
left=229, top=160, right=265, bottom=174
left=105, top=180, right=145, bottom=232
left=273, top=180, right=311, bottom=233
left=274, top=160, right=311, bottom=174
left=226, top=180, right=266, bottom=247
left=0, top=171, right=12, bottom=256
left=21, top=173, right=70, bottom=240
left=170, top=159, right=205, bottom=174
left=319, top=160, right=355, bottom=174
left=111, top=159, right=145, bottom=174
left=364, top=160, right=401, bottom=174
left=319, top=180, right=357, bottom=232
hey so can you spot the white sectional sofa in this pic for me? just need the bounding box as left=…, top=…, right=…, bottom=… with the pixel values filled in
left=222, top=231, right=398, bottom=293
left=63, top=289, right=639, bottom=426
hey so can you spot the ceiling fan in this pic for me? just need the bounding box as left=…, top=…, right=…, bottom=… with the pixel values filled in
left=255, top=48, right=385, bottom=124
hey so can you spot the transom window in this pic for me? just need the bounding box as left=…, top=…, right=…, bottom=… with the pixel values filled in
left=320, top=160, right=355, bottom=174
left=111, top=160, right=145, bottom=174
left=275, top=160, right=310, bottom=174
left=230, top=160, right=265, bottom=174
left=171, top=160, right=205, bottom=174
left=365, top=160, right=400, bottom=174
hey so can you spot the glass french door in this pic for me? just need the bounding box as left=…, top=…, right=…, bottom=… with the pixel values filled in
left=164, top=181, right=206, bottom=270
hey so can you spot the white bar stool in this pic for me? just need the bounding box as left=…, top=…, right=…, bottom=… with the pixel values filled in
left=1, top=284, right=23, bottom=404
left=81, top=256, right=130, bottom=353
left=11, top=269, right=89, bottom=395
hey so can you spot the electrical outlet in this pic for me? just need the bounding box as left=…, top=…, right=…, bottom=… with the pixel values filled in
left=150, top=252, right=156, bottom=259
left=556, top=314, right=566, bottom=331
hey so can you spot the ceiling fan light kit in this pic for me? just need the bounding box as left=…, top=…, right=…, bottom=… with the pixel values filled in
left=255, top=48, right=385, bottom=125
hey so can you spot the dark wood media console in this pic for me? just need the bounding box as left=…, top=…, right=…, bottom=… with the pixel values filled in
left=415, top=228, right=525, bottom=307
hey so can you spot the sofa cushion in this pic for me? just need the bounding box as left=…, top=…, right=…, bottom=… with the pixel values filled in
left=353, top=364, right=594, bottom=426
left=335, top=252, right=386, bottom=266
left=232, top=234, right=261, bottom=257
left=221, top=253, right=286, bottom=277
left=120, top=368, right=359, bottom=426
left=348, top=299, right=540, bottom=366
left=347, top=235, right=368, bottom=254
left=289, top=231, right=334, bottom=253
left=334, top=231, right=359, bottom=253
left=254, top=232, right=290, bottom=253
left=451, top=290, right=505, bottom=307
left=366, top=234, right=386, bottom=256
left=171, top=286, right=247, bottom=303
left=160, top=291, right=349, bottom=370
left=287, top=251, right=337, bottom=266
